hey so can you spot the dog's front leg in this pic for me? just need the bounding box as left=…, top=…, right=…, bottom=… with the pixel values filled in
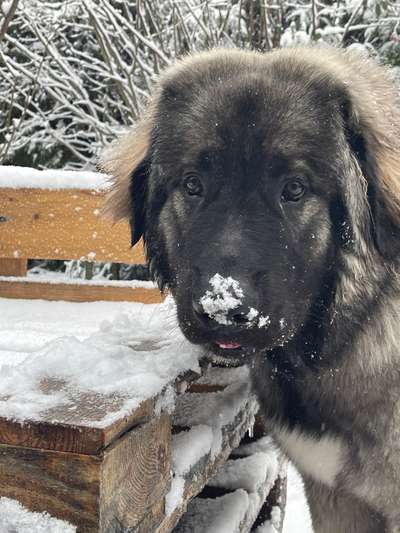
left=303, top=476, right=386, bottom=533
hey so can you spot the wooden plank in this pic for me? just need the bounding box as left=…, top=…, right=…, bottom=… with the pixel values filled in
left=0, top=258, right=27, bottom=276
left=157, top=386, right=258, bottom=532
left=0, top=188, right=144, bottom=263
left=174, top=432, right=287, bottom=533
left=0, top=393, right=155, bottom=455
left=0, top=279, right=163, bottom=303
left=0, top=443, right=101, bottom=532
left=0, top=416, right=171, bottom=533
left=251, top=467, right=287, bottom=533
left=100, top=415, right=171, bottom=532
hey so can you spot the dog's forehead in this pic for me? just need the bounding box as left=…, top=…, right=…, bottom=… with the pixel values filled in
left=156, top=61, right=340, bottom=171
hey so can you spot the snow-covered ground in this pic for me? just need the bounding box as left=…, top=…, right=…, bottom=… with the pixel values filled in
left=283, top=464, right=314, bottom=533
left=0, top=296, right=313, bottom=531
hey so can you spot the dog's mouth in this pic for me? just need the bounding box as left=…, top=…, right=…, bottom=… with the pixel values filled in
left=205, top=339, right=257, bottom=366
left=216, top=341, right=242, bottom=350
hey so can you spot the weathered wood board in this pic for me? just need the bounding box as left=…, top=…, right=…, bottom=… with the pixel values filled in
left=0, top=188, right=144, bottom=264
left=0, top=258, right=27, bottom=276
left=0, top=415, right=171, bottom=533
left=0, top=391, right=156, bottom=455
left=173, top=446, right=287, bottom=533
left=0, top=278, right=163, bottom=303
left=0, top=364, right=283, bottom=533
left=157, top=371, right=260, bottom=532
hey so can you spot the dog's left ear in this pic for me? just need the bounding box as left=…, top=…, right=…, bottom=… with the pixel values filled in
left=100, top=116, right=153, bottom=246
left=341, top=76, right=400, bottom=261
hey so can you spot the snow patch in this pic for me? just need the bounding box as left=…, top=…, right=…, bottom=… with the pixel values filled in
left=174, top=489, right=249, bottom=533
left=200, top=274, right=244, bottom=325
left=0, top=165, right=108, bottom=190
left=165, top=424, right=214, bottom=516
left=0, top=297, right=202, bottom=427
left=165, top=476, right=185, bottom=517
left=173, top=381, right=257, bottom=458
left=172, top=425, right=214, bottom=476
left=199, top=274, right=270, bottom=328
left=283, top=463, right=314, bottom=533
left=208, top=452, right=278, bottom=493
left=1, top=274, right=156, bottom=289
left=0, top=497, right=76, bottom=533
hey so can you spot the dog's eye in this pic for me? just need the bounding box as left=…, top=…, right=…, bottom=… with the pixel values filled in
left=281, top=179, right=306, bottom=203
left=183, top=175, right=203, bottom=196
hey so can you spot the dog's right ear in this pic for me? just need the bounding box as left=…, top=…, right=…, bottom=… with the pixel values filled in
left=100, top=117, right=152, bottom=246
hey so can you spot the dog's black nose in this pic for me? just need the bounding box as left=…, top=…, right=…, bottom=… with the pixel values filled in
left=192, top=299, right=210, bottom=324
left=192, top=298, right=250, bottom=327
left=192, top=271, right=262, bottom=328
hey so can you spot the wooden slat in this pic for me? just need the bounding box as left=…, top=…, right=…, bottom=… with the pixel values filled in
left=157, top=387, right=258, bottom=532
left=0, top=258, right=27, bottom=276
left=174, top=449, right=286, bottom=533
left=0, top=279, right=163, bottom=303
left=0, top=392, right=155, bottom=455
left=0, top=416, right=171, bottom=533
left=100, top=415, right=171, bottom=532
left=0, top=443, right=101, bottom=532
left=0, top=188, right=144, bottom=263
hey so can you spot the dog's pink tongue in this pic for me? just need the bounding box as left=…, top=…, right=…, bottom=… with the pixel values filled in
left=217, top=342, right=241, bottom=349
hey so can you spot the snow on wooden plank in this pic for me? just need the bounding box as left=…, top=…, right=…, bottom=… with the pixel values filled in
left=0, top=278, right=163, bottom=303
left=0, top=352, right=260, bottom=530
left=0, top=166, right=108, bottom=190
left=173, top=435, right=286, bottom=533
left=157, top=375, right=259, bottom=532
left=0, top=298, right=202, bottom=453
left=174, top=490, right=250, bottom=533
left=0, top=188, right=143, bottom=263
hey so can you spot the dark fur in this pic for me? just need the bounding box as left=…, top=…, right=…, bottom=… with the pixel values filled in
left=102, top=47, right=400, bottom=532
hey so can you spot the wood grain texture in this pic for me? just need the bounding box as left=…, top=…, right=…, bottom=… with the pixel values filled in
left=100, top=415, right=171, bottom=532
left=0, top=394, right=155, bottom=455
left=0, top=279, right=163, bottom=303
left=0, top=187, right=144, bottom=263
left=0, top=416, right=171, bottom=533
left=0, top=443, right=101, bottom=532
left=0, top=258, right=27, bottom=276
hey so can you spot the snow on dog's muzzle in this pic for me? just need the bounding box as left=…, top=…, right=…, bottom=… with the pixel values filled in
left=198, top=274, right=270, bottom=329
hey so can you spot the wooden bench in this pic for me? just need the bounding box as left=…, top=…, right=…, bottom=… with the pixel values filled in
left=0, top=177, right=161, bottom=303
left=0, top=168, right=286, bottom=532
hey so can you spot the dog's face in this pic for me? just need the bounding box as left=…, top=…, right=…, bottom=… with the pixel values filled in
left=105, top=49, right=400, bottom=363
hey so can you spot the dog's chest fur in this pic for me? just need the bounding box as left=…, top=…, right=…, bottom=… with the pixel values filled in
left=273, top=425, right=346, bottom=487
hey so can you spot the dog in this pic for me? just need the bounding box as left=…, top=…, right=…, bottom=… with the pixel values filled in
left=102, top=47, right=400, bottom=533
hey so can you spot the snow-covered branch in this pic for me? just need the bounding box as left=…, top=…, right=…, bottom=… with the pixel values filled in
left=1, top=0, right=399, bottom=170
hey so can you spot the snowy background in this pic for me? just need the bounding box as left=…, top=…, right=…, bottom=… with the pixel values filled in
left=1, top=0, right=399, bottom=171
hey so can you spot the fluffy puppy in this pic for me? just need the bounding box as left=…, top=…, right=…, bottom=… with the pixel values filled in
left=102, top=47, right=400, bottom=533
